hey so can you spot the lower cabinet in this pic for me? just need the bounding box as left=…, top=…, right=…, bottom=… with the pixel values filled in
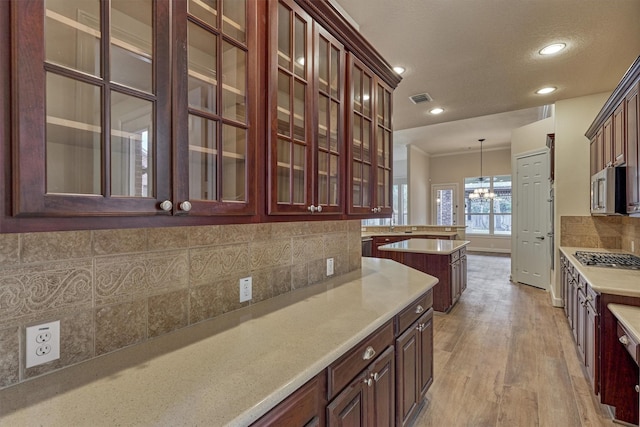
left=327, top=346, right=395, bottom=426
left=396, top=309, right=433, bottom=426
left=560, top=254, right=599, bottom=392
left=254, top=290, right=434, bottom=426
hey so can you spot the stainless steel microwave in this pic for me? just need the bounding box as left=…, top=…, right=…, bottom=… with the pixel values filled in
left=590, top=167, right=626, bottom=215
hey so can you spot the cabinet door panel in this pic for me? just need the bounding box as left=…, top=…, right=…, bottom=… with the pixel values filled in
left=604, top=117, right=614, bottom=167
left=626, top=84, right=640, bottom=214
left=613, top=103, right=626, bottom=165
left=327, top=371, right=367, bottom=427
left=418, top=310, right=434, bottom=396
left=369, top=346, right=395, bottom=427
left=13, top=0, right=171, bottom=216
left=396, top=324, right=419, bottom=426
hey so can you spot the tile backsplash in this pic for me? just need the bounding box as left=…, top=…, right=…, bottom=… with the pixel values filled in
left=560, top=216, right=640, bottom=254
left=0, top=220, right=363, bottom=389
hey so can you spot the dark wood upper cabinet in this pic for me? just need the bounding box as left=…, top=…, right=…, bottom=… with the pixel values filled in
left=613, top=102, right=626, bottom=166
left=2, top=0, right=400, bottom=231
left=347, top=55, right=393, bottom=216
left=267, top=0, right=345, bottom=216
left=626, top=82, right=640, bottom=214
left=603, top=116, right=614, bottom=167
left=12, top=0, right=172, bottom=217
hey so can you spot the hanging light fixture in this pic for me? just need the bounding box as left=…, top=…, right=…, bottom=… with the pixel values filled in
left=468, top=138, right=495, bottom=200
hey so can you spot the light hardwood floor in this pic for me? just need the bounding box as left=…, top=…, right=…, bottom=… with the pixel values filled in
left=414, top=253, right=616, bottom=427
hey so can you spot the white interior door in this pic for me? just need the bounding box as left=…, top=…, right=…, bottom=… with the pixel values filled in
left=432, top=184, right=459, bottom=225
left=515, top=152, right=550, bottom=289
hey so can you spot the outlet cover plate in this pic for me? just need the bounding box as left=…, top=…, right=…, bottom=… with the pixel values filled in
left=26, top=320, right=60, bottom=368
left=327, top=258, right=334, bottom=276
left=240, top=277, right=252, bottom=302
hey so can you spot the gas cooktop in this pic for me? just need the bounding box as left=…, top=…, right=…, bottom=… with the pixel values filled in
left=574, top=251, right=640, bottom=270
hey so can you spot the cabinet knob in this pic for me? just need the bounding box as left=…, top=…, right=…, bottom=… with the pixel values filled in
left=308, top=205, right=317, bottom=213
left=316, top=205, right=322, bottom=212
left=371, top=207, right=379, bottom=213
left=635, top=385, right=640, bottom=393
left=363, top=378, right=372, bottom=387
left=619, top=335, right=630, bottom=345
left=372, top=372, right=380, bottom=382
left=179, top=201, right=192, bottom=212
left=362, top=346, right=376, bottom=361
left=159, top=200, right=173, bottom=211
left=415, top=305, right=424, bottom=314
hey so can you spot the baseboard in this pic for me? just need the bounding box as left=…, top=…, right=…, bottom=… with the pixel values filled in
left=467, top=247, right=511, bottom=254
left=549, top=284, right=564, bottom=307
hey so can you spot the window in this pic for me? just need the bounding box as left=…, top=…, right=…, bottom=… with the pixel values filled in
left=464, top=175, right=511, bottom=235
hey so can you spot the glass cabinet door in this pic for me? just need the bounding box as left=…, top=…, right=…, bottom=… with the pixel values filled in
left=314, top=25, right=344, bottom=214
left=13, top=0, right=171, bottom=216
left=348, top=54, right=393, bottom=216
left=173, top=0, right=256, bottom=215
left=376, top=81, right=393, bottom=214
left=268, top=0, right=313, bottom=214
left=348, top=55, right=375, bottom=215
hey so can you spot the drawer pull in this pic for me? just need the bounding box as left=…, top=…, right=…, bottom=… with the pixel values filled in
left=363, top=378, right=372, bottom=387
left=372, top=372, right=380, bottom=382
left=619, top=335, right=630, bottom=345
left=415, top=305, right=424, bottom=314
left=362, top=346, right=376, bottom=361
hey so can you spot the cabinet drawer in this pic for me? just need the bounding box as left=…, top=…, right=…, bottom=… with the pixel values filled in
left=450, top=250, right=460, bottom=262
left=395, top=290, right=433, bottom=336
left=327, top=320, right=393, bottom=399
left=617, top=322, right=640, bottom=365
left=459, top=246, right=466, bottom=257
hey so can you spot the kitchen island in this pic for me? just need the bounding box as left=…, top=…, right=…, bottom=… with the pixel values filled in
left=378, top=239, right=470, bottom=312
left=0, top=258, right=438, bottom=426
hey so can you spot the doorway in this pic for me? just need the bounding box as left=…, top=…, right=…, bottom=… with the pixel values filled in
left=514, top=150, right=551, bottom=289
left=432, top=184, right=459, bottom=225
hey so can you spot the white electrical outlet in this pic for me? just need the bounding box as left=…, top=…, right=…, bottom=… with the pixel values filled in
left=411, top=227, right=417, bottom=231
left=240, top=277, right=252, bottom=302
left=327, top=258, right=334, bottom=276
left=26, top=320, right=60, bottom=368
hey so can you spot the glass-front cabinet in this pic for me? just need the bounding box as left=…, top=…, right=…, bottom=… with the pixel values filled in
left=11, top=0, right=255, bottom=217
left=348, top=54, right=393, bottom=216
left=268, top=0, right=344, bottom=215
left=174, top=0, right=256, bottom=215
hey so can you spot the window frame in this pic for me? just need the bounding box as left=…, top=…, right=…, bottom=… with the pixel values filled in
left=464, top=175, right=512, bottom=236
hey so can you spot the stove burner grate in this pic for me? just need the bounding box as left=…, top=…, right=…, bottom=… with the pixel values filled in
left=574, top=251, right=640, bottom=270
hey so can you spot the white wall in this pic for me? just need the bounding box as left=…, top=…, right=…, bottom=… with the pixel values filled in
left=550, top=92, right=611, bottom=303
left=428, top=147, right=512, bottom=252
left=510, top=117, right=555, bottom=282
left=407, top=145, right=430, bottom=224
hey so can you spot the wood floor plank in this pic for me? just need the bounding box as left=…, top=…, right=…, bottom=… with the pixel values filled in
left=413, top=253, right=614, bottom=427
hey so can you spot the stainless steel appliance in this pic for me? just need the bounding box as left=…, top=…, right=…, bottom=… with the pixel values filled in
left=574, top=251, right=640, bottom=270
left=590, top=166, right=626, bottom=215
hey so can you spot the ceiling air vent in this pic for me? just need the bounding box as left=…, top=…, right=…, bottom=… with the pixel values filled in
left=409, top=92, right=433, bottom=104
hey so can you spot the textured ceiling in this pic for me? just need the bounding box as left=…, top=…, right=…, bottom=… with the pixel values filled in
left=333, top=0, right=640, bottom=155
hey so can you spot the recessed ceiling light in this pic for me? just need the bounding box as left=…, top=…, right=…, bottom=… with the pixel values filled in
left=539, top=43, right=566, bottom=55
left=393, top=66, right=406, bottom=74
left=429, top=107, right=444, bottom=115
left=536, top=87, right=557, bottom=95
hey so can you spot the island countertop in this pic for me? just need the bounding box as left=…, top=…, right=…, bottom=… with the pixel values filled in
left=0, top=258, right=438, bottom=427
left=378, top=238, right=470, bottom=255
left=609, top=303, right=640, bottom=345
left=559, top=247, right=640, bottom=297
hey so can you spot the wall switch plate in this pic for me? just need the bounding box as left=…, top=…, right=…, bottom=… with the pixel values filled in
left=327, top=258, right=334, bottom=276
left=26, top=320, right=60, bottom=368
left=632, top=241, right=635, bottom=252
left=239, top=277, right=252, bottom=302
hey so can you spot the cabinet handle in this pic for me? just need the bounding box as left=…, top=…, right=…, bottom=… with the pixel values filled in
left=363, top=378, right=372, bottom=387
left=415, top=305, right=424, bottom=314
left=416, top=323, right=424, bottom=332
left=362, top=346, right=376, bottom=360
left=371, top=207, right=379, bottom=213
left=371, top=372, right=380, bottom=382
left=620, top=335, right=630, bottom=345
left=316, top=205, right=322, bottom=212
left=635, top=385, right=640, bottom=393
left=159, top=200, right=173, bottom=211
left=586, top=295, right=593, bottom=302
left=307, top=205, right=316, bottom=213
left=179, top=201, right=192, bottom=212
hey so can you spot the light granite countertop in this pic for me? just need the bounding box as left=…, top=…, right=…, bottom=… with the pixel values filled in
left=609, top=303, right=640, bottom=344
left=378, top=239, right=470, bottom=255
left=559, top=247, right=640, bottom=297
left=362, top=230, right=459, bottom=239
left=0, top=258, right=438, bottom=427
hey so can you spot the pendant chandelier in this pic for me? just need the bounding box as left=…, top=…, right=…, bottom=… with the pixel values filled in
left=468, top=138, right=495, bottom=199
